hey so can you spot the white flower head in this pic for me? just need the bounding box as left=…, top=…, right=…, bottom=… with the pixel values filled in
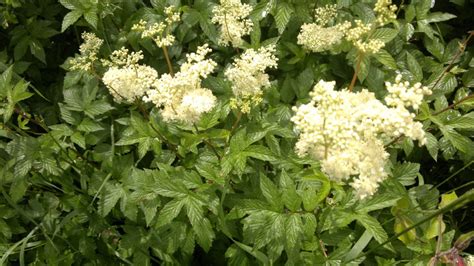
left=225, top=45, right=278, bottom=112
left=143, top=44, right=217, bottom=124
left=291, top=79, right=429, bottom=199
left=212, top=0, right=253, bottom=47
left=102, top=65, right=158, bottom=103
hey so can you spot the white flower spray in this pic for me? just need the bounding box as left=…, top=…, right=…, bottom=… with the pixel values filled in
left=225, top=45, right=278, bottom=113
left=70, top=32, right=103, bottom=72
left=101, top=48, right=158, bottom=104
left=143, top=44, right=217, bottom=124
left=212, top=0, right=253, bottom=47
left=291, top=78, right=431, bottom=199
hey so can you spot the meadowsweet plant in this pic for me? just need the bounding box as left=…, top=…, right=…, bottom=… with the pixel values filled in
left=1, top=0, right=473, bottom=265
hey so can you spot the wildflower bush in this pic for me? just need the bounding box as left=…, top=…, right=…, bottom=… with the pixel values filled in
left=1, top=0, right=474, bottom=264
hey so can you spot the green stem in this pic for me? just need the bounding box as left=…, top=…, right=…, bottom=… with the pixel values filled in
left=227, top=111, right=242, bottom=145
left=432, top=160, right=473, bottom=190
left=348, top=53, right=363, bottom=92
left=193, top=123, right=222, bottom=161
left=162, top=46, right=174, bottom=76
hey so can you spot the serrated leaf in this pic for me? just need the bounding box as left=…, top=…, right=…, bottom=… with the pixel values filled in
left=406, top=52, right=423, bottom=81
left=154, top=176, right=188, bottom=198
left=440, top=126, right=474, bottom=153
left=356, top=213, right=388, bottom=244
left=62, top=10, right=83, bottom=32
left=285, top=214, right=303, bottom=250
left=260, top=174, right=281, bottom=209
left=356, top=194, right=401, bottom=213
left=374, top=50, right=397, bottom=69
left=84, top=10, right=98, bottom=29
left=424, top=12, right=456, bottom=23
left=392, top=162, right=420, bottom=186
left=59, top=0, right=77, bottom=10
left=244, top=145, right=276, bottom=162
left=425, top=132, right=439, bottom=161
left=77, top=118, right=103, bottom=132
left=99, top=184, right=124, bottom=216
left=185, top=196, right=215, bottom=251
left=24, top=40, right=43, bottom=65
left=446, top=113, right=474, bottom=129
left=156, top=198, right=184, bottom=228
left=274, top=2, right=293, bottom=34
left=85, top=100, right=114, bottom=117
left=280, top=171, right=301, bottom=212
left=372, top=28, right=399, bottom=43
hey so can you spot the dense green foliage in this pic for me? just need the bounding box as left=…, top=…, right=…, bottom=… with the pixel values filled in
left=0, top=0, right=473, bottom=265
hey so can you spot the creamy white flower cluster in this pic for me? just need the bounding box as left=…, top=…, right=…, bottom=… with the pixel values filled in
left=345, top=20, right=385, bottom=54
left=299, top=1, right=398, bottom=55
left=291, top=79, right=430, bottom=199
left=143, top=44, right=217, bottom=124
left=385, top=74, right=432, bottom=110
left=211, top=0, right=253, bottom=47
left=297, top=5, right=351, bottom=53
left=70, top=32, right=103, bottom=72
left=102, top=48, right=158, bottom=103
left=132, top=6, right=180, bottom=47
left=374, top=0, right=397, bottom=25
left=225, top=45, right=278, bottom=113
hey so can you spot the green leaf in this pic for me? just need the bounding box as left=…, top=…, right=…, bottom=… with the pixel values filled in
left=59, top=0, right=77, bottom=10
left=446, top=113, right=474, bottom=129
left=374, top=50, right=397, bottom=69
left=356, top=213, right=388, bottom=244
left=84, top=10, right=98, bottom=29
left=260, top=174, right=281, bottom=209
left=244, top=145, right=276, bottom=162
left=29, top=39, right=46, bottom=63
left=426, top=217, right=445, bottom=239
left=392, top=162, right=420, bottom=186
left=99, top=183, right=124, bottom=216
left=156, top=198, right=185, bottom=228
left=371, top=28, right=399, bottom=43
left=185, top=196, right=215, bottom=251
left=406, top=52, right=423, bottom=81
left=274, top=2, right=293, bottom=34
left=356, top=194, right=401, bottom=213
left=85, top=100, right=114, bottom=117
left=285, top=214, right=303, bottom=251
left=280, top=171, right=301, bottom=212
left=77, top=118, right=104, bottom=132
left=425, top=132, right=439, bottom=161
left=440, top=126, right=474, bottom=153
left=424, top=12, right=456, bottom=23
left=62, top=10, right=83, bottom=32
